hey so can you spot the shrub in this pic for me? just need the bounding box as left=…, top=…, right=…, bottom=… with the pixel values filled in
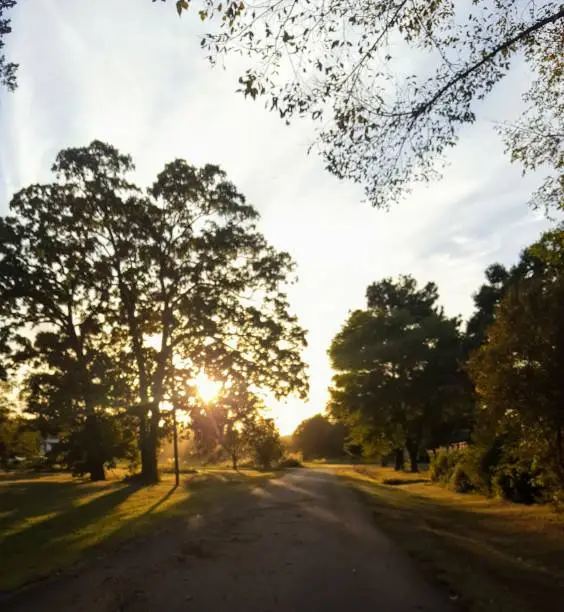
left=247, top=418, right=283, bottom=470
left=430, top=448, right=465, bottom=483
left=430, top=450, right=449, bottom=481
left=430, top=448, right=477, bottom=494
left=278, top=455, right=303, bottom=468
left=431, top=436, right=562, bottom=503
left=492, top=459, right=545, bottom=504
left=450, top=462, right=474, bottom=493
left=461, top=442, right=500, bottom=495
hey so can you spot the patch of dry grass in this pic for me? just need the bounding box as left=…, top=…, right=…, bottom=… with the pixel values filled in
left=329, top=465, right=564, bottom=612
left=0, top=468, right=273, bottom=591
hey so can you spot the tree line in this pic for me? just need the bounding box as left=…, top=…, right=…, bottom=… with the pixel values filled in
left=323, top=226, right=564, bottom=502
left=0, top=141, right=308, bottom=481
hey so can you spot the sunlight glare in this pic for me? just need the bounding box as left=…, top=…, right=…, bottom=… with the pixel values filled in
left=195, top=372, right=221, bottom=403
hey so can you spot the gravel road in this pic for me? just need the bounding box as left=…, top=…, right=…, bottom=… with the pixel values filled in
left=4, top=469, right=456, bottom=612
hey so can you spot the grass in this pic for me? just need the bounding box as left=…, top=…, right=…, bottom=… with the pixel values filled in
left=0, top=467, right=274, bottom=592
left=327, top=465, right=564, bottom=612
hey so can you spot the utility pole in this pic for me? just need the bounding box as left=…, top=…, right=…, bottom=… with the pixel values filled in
left=172, top=406, right=180, bottom=487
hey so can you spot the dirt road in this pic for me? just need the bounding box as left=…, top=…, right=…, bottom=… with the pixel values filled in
left=4, top=469, right=456, bottom=611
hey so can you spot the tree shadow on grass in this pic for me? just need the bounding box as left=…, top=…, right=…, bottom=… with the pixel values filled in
left=183, top=470, right=256, bottom=490
left=0, top=470, right=279, bottom=594
left=0, top=483, right=142, bottom=562
left=0, top=472, right=279, bottom=609
left=142, top=485, right=177, bottom=516
left=382, top=477, right=429, bottom=486
left=0, top=479, right=118, bottom=537
left=0, top=481, right=153, bottom=593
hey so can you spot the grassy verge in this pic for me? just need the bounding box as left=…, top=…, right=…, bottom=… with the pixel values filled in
left=0, top=467, right=274, bottom=592
left=329, top=465, right=564, bottom=612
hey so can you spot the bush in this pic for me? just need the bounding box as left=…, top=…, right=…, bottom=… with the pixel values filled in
left=469, top=431, right=559, bottom=503
left=461, top=442, right=500, bottom=495
left=492, top=459, right=545, bottom=504
left=430, top=448, right=465, bottom=483
left=431, top=448, right=476, bottom=494
left=278, top=455, right=303, bottom=468
left=247, top=418, right=283, bottom=470
left=450, top=462, right=474, bottom=493
left=431, top=436, right=563, bottom=503
left=430, top=450, right=449, bottom=481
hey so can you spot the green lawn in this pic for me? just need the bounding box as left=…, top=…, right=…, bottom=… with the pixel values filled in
left=329, top=465, right=564, bottom=612
left=0, top=468, right=273, bottom=592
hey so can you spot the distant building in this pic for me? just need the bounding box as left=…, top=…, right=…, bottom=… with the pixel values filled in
left=429, top=430, right=470, bottom=455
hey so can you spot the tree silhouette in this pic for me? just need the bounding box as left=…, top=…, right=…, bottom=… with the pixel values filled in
left=0, top=141, right=308, bottom=483
left=292, top=414, right=346, bottom=460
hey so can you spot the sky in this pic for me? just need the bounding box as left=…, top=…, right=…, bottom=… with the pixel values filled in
left=0, top=0, right=554, bottom=435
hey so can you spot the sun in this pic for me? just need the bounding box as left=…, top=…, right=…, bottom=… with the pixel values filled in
left=194, top=372, right=221, bottom=403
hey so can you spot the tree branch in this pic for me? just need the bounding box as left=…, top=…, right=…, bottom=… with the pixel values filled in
left=413, top=7, right=564, bottom=120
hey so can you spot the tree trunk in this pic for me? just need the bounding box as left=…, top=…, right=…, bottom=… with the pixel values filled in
left=84, top=413, right=106, bottom=481
left=394, top=448, right=405, bottom=471
left=404, top=438, right=420, bottom=473
left=143, top=444, right=159, bottom=483
left=89, top=460, right=106, bottom=481
left=232, top=452, right=238, bottom=471
left=138, top=404, right=154, bottom=483
left=138, top=402, right=160, bottom=483
left=407, top=445, right=419, bottom=473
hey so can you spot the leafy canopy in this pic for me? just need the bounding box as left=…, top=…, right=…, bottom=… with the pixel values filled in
left=0, top=141, right=308, bottom=480
left=170, top=0, right=563, bottom=209
left=468, top=227, right=564, bottom=492
left=329, top=275, right=469, bottom=469
left=292, top=413, right=346, bottom=460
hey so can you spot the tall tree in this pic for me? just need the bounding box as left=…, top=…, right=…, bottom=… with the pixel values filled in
left=246, top=415, right=283, bottom=469
left=292, top=413, right=346, bottom=460
left=171, top=0, right=563, bottom=209
left=329, top=275, right=468, bottom=471
left=465, top=227, right=564, bottom=498
left=469, top=267, right=564, bottom=491
left=1, top=141, right=308, bottom=483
